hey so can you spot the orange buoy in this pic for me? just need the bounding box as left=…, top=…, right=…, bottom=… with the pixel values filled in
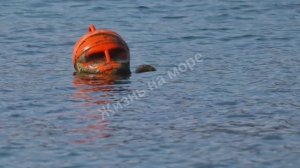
left=73, top=24, right=130, bottom=75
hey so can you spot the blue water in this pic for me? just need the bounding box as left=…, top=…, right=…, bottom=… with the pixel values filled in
left=1, top=0, right=300, bottom=167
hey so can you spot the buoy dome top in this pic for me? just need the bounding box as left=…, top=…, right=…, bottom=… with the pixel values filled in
left=72, top=24, right=129, bottom=67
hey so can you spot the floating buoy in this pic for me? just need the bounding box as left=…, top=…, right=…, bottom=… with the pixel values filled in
left=73, top=24, right=130, bottom=75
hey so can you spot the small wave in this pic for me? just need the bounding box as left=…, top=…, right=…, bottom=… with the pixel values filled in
left=219, top=34, right=260, bottom=41
left=162, top=16, right=187, bottom=20
left=137, top=6, right=149, bottom=10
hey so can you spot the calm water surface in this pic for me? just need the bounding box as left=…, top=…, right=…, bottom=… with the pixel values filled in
left=1, top=0, right=300, bottom=167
